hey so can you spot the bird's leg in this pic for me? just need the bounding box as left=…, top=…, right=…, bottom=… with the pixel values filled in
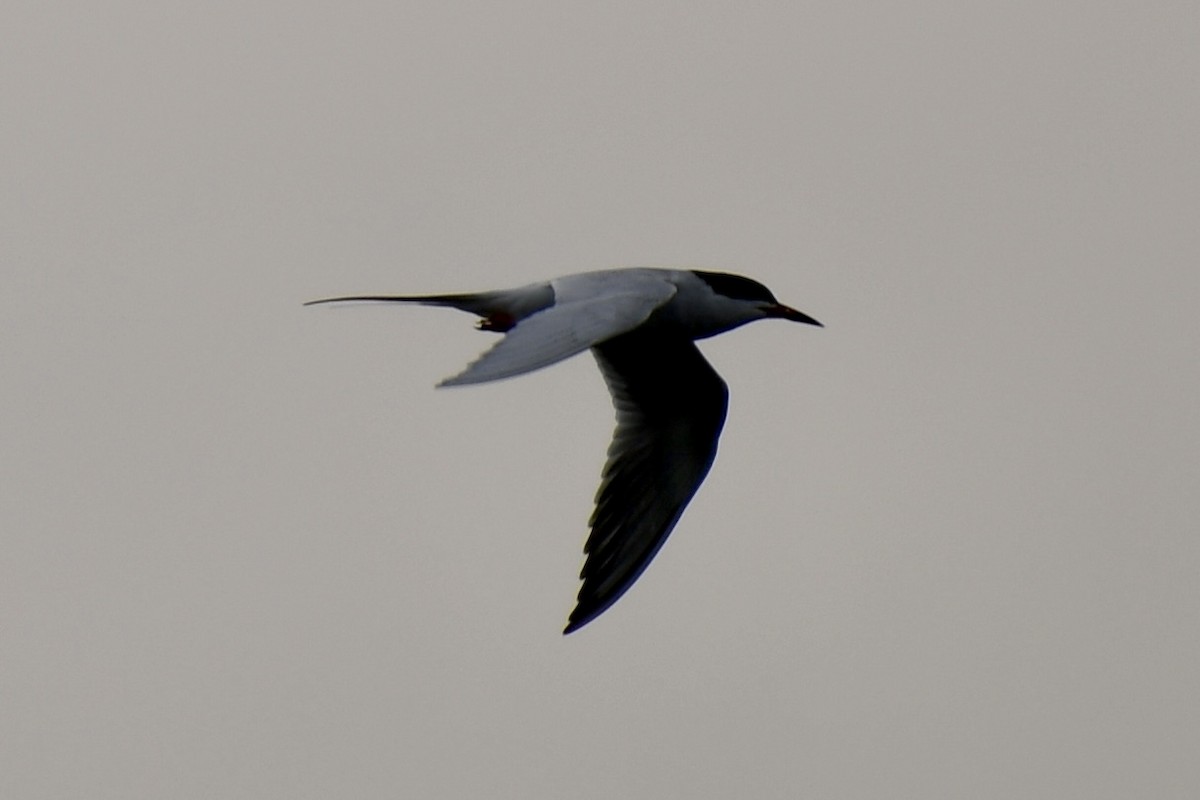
left=476, top=311, right=517, bottom=332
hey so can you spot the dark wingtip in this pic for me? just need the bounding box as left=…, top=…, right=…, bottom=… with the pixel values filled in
left=563, top=588, right=628, bottom=634
left=562, top=606, right=598, bottom=635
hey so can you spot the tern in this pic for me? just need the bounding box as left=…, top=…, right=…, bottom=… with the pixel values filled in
left=306, top=268, right=821, bottom=633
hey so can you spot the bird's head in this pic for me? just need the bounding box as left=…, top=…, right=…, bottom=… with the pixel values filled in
left=690, top=270, right=823, bottom=333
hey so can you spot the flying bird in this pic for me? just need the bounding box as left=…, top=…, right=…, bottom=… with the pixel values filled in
left=306, top=268, right=821, bottom=633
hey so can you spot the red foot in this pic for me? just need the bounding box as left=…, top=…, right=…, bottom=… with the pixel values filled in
left=477, top=312, right=516, bottom=332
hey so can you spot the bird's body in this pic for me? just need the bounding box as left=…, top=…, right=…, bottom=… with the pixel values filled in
left=307, top=268, right=820, bottom=633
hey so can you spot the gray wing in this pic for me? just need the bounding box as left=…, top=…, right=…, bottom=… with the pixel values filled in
left=438, top=279, right=677, bottom=387
left=564, top=327, right=729, bottom=634
left=305, top=270, right=679, bottom=388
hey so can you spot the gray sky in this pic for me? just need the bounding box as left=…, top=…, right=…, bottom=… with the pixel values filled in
left=4, top=2, right=1198, bottom=798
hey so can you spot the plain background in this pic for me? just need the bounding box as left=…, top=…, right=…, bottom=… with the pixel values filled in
left=4, top=2, right=1198, bottom=798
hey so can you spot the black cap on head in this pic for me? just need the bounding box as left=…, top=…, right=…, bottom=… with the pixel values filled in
left=692, top=271, right=778, bottom=304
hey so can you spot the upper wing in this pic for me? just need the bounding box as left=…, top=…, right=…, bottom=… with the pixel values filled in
left=564, top=327, right=729, bottom=634
left=438, top=276, right=676, bottom=386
